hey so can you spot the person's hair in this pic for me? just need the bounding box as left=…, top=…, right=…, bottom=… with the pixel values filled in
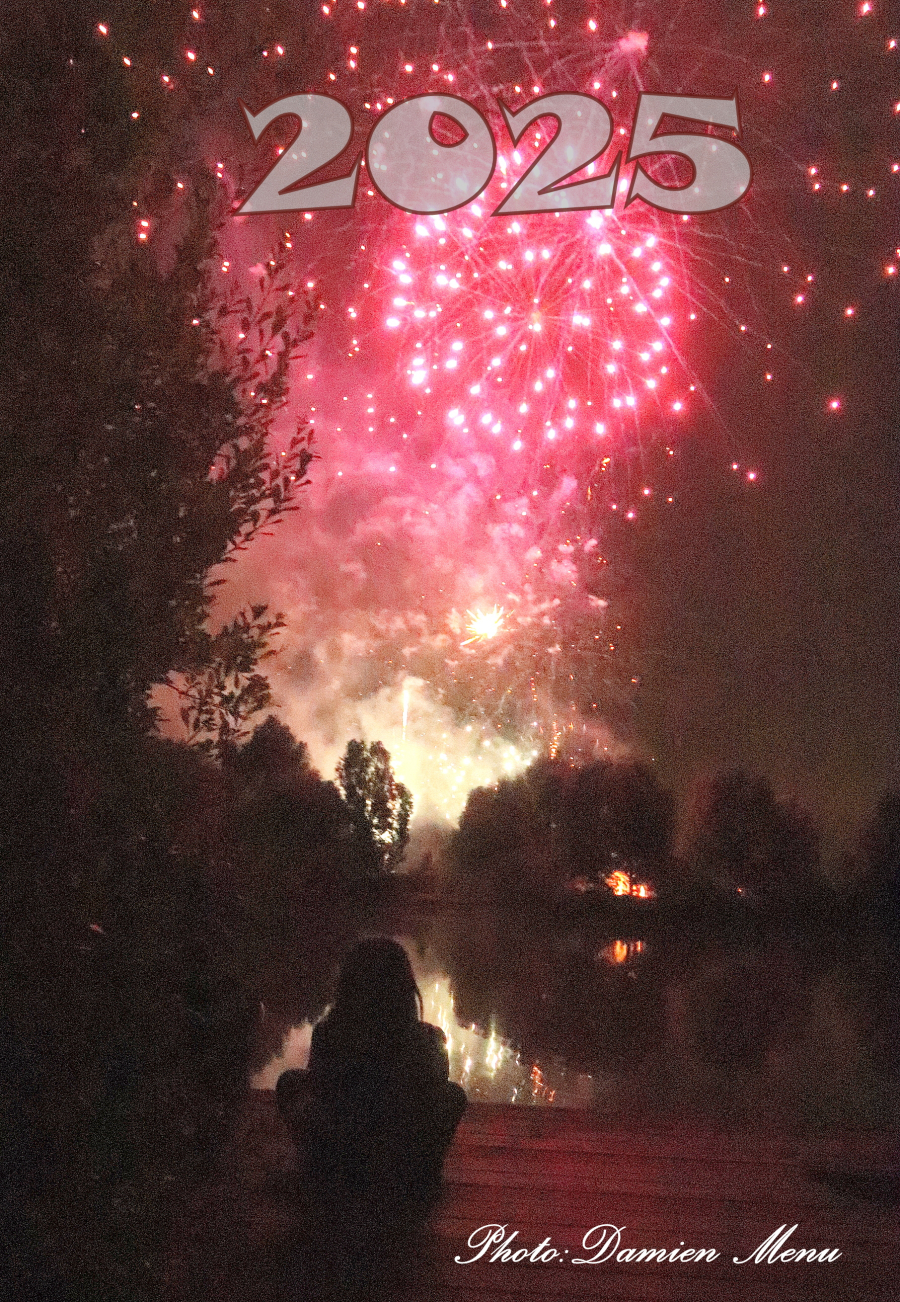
left=329, top=938, right=423, bottom=1030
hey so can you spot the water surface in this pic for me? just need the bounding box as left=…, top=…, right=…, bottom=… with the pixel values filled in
left=251, top=909, right=899, bottom=1129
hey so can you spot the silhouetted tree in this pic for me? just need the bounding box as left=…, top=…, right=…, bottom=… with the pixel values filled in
left=452, top=770, right=560, bottom=897
left=230, top=714, right=312, bottom=783
left=336, top=740, right=412, bottom=879
left=854, top=790, right=900, bottom=924
left=164, top=609, right=288, bottom=758
left=452, top=756, right=674, bottom=899
left=566, top=759, right=674, bottom=888
left=2, top=1, right=317, bottom=848
left=683, top=768, right=821, bottom=905
left=0, top=7, right=321, bottom=1296
left=228, top=717, right=351, bottom=889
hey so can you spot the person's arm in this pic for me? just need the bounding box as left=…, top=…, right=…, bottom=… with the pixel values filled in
left=418, top=1022, right=451, bottom=1083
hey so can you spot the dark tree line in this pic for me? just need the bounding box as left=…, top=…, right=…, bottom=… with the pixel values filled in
left=852, top=790, right=900, bottom=925
left=680, top=768, right=823, bottom=908
left=450, top=757, right=674, bottom=901
left=450, top=756, right=899, bottom=921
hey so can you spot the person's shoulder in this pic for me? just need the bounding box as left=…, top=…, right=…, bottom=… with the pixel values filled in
left=309, top=1014, right=341, bottom=1058
left=417, top=1021, right=447, bottom=1047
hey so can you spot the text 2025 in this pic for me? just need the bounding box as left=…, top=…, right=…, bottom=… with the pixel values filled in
left=234, top=91, right=752, bottom=218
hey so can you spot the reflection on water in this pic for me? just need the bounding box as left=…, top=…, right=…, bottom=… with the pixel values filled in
left=423, top=966, right=596, bottom=1104
left=251, top=911, right=900, bottom=1126
left=599, top=938, right=645, bottom=966
left=251, top=950, right=597, bottom=1104
left=253, top=1024, right=314, bottom=1089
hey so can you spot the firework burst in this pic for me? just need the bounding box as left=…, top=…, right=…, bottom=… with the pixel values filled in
left=125, top=0, right=897, bottom=816
left=463, top=605, right=506, bottom=643
left=219, top=0, right=788, bottom=801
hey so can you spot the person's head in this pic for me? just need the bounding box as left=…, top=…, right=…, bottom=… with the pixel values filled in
left=330, top=938, right=423, bottom=1029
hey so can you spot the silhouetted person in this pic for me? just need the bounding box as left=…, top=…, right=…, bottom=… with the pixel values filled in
left=276, top=939, right=466, bottom=1215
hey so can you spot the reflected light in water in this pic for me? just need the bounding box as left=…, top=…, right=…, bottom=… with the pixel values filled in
left=251, top=941, right=597, bottom=1105
left=251, top=1024, right=313, bottom=1090
left=599, top=939, right=646, bottom=965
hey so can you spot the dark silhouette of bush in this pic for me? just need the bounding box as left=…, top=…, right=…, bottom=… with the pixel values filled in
left=226, top=716, right=352, bottom=892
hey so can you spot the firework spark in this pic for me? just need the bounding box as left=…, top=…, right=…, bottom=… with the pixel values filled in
left=463, top=606, right=506, bottom=643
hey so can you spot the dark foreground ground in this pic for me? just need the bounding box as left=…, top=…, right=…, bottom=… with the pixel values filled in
left=164, top=1091, right=898, bottom=1301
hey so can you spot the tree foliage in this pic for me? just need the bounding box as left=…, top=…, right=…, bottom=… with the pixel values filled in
left=854, top=790, right=900, bottom=922
left=451, top=757, right=674, bottom=899
left=0, top=8, right=322, bottom=1297
left=566, top=760, right=675, bottom=882
left=165, top=608, right=287, bottom=757
left=682, top=768, right=821, bottom=904
left=230, top=714, right=313, bottom=784
left=336, top=740, right=413, bottom=878
left=1, top=6, right=317, bottom=785
left=227, top=717, right=351, bottom=889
